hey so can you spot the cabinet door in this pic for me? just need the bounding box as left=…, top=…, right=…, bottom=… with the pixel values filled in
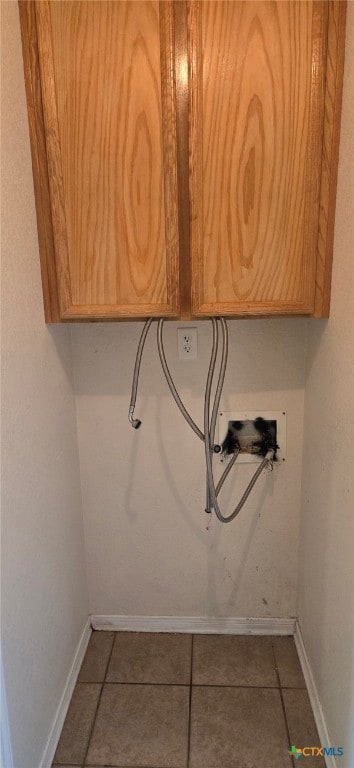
left=31, top=1, right=179, bottom=320
left=189, top=1, right=327, bottom=317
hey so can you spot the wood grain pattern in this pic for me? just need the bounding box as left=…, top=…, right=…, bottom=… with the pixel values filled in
left=159, top=1, right=181, bottom=317
left=35, top=1, right=73, bottom=317
left=315, top=0, right=347, bottom=317
left=174, top=0, right=192, bottom=319
left=189, top=1, right=327, bottom=317
left=19, top=0, right=345, bottom=322
left=18, top=1, right=60, bottom=322
left=34, top=0, right=179, bottom=319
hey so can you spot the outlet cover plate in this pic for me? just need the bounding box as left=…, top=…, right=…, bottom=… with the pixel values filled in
left=218, top=410, right=286, bottom=464
left=177, top=327, right=198, bottom=360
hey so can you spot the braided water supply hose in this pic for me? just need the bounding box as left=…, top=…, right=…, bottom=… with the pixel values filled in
left=128, top=318, right=275, bottom=523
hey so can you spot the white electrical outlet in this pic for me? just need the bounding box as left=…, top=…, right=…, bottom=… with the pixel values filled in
left=177, top=327, right=198, bottom=360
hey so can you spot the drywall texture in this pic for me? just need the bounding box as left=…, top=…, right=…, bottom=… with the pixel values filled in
left=299, top=5, right=354, bottom=763
left=72, top=317, right=307, bottom=618
left=1, top=5, right=88, bottom=768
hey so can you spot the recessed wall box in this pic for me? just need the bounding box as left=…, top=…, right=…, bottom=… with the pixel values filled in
left=218, top=411, right=286, bottom=464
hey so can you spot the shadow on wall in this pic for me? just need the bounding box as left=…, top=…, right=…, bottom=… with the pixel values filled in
left=71, top=318, right=308, bottom=398
left=71, top=315, right=306, bottom=618
left=205, top=474, right=275, bottom=616
left=46, top=324, right=76, bottom=384
left=123, top=387, right=277, bottom=616
left=300, top=317, right=354, bottom=757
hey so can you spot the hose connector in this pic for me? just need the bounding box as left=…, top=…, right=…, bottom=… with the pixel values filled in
left=128, top=406, right=141, bottom=429
left=265, top=448, right=275, bottom=470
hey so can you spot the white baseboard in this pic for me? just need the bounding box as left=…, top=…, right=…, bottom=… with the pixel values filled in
left=294, top=621, right=335, bottom=768
left=91, top=614, right=296, bottom=635
left=32, top=616, right=333, bottom=768
left=39, top=619, right=91, bottom=768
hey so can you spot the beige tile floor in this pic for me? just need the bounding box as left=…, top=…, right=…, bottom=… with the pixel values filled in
left=52, top=631, right=324, bottom=768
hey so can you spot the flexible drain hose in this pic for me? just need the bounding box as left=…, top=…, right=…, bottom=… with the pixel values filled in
left=128, top=317, right=154, bottom=428
left=203, top=318, right=274, bottom=523
left=129, top=317, right=274, bottom=523
left=156, top=318, right=239, bottom=511
left=157, top=319, right=204, bottom=442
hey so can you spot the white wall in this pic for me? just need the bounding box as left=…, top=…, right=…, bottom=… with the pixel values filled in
left=72, top=317, right=307, bottom=618
left=1, top=4, right=89, bottom=768
left=299, top=4, right=354, bottom=763
left=3, top=0, right=353, bottom=763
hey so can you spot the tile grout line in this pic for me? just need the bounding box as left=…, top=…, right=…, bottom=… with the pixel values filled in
left=186, top=634, right=194, bottom=768
left=76, top=679, right=293, bottom=689
left=58, top=632, right=307, bottom=768
left=271, top=638, right=295, bottom=768
left=82, top=633, right=116, bottom=767
left=81, top=684, right=104, bottom=768
left=104, top=633, right=118, bottom=683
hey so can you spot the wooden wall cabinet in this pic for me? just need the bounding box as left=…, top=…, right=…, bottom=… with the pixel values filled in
left=19, top=1, right=346, bottom=322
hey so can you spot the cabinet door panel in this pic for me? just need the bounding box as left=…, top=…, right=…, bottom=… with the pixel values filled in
left=189, top=1, right=327, bottom=316
left=35, top=0, right=179, bottom=319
